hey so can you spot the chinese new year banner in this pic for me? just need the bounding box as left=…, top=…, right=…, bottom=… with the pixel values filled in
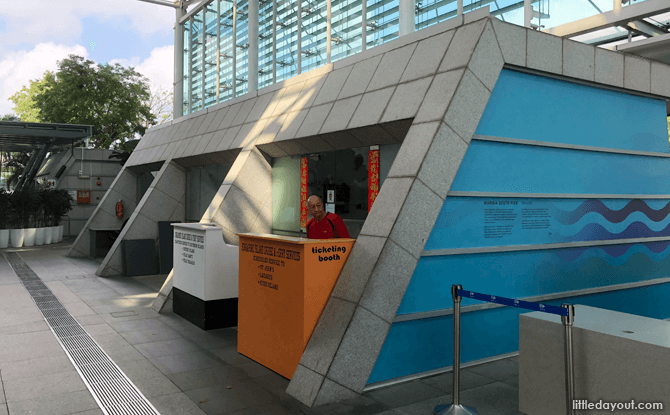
left=300, top=157, right=308, bottom=230
left=368, top=149, right=379, bottom=212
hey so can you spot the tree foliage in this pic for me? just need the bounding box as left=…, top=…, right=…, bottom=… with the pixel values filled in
left=144, top=86, right=173, bottom=130
left=1, top=114, right=21, bottom=121
left=8, top=74, right=54, bottom=123
left=9, top=55, right=156, bottom=150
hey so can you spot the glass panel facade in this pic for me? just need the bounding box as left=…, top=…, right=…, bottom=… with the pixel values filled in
left=415, top=0, right=457, bottom=30
left=182, top=21, right=191, bottom=115
left=366, top=0, right=399, bottom=49
left=527, top=0, right=613, bottom=30
left=272, top=157, right=301, bottom=234
left=219, top=0, right=235, bottom=102
left=308, top=148, right=369, bottom=221
left=493, top=1, right=524, bottom=27
left=258, top=0, right=275, bottom=88
left=331, top=0, right=363, bottom=62
left=190, top=11, right=204, bottom=113
left=301, top=0, right=328, bottom=73
left=236, top=0, right=250, bottom=97
left=183, top=0, right=595, bottom=116
left=185, top=163, right=234, bottom=222
left=276, top=0, right=299, bottom=82
left=204, top=4, right=219, bottom=109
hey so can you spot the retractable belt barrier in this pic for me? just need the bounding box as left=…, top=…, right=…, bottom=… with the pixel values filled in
left=433, top=285, right=576, bottom=415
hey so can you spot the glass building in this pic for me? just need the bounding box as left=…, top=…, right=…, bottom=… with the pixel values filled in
left=179, top=0, right=532, bottom=117
left=177, top=0, right=668, bottom=118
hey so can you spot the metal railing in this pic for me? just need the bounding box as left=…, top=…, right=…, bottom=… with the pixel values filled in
left=433, top=284, right=576, bottom=415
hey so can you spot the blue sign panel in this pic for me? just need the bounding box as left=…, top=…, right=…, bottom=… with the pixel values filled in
left=426, top=198, right=670, bottom=250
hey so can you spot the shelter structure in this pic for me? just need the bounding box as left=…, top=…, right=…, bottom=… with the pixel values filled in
left=0, top=121, right=92, bottom=192
left=71, top=0, right=670, bottom=408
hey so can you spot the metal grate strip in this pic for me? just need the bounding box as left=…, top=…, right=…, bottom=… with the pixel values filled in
left=46, top=315, right=79, bottom=327
left=36, top=301, right=66, bottom=311
left=69, top=347, right=109, bottom=366
left=29, top=290, right=55, bottom=297
left=41, top=308, right=71, bottom=318
left=34, top=295, right=59, bottom=303
left=90, top=380, right=145, bottom=407
left=2, top=251, right=162, bottom=415
left=106, top=400, right=156, bottom=415
left=60, top=335, right=100, bottom=351
left=52, top=324, right=88, bottom=338
left=78, top=360, right=126, bottom=385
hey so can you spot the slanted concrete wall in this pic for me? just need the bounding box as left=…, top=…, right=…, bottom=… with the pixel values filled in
left=67, top=166, right=138, bottom=258
left=286, top=16, right=500, bottom=407
left=127, top=11, right=670, bottom=408
left=95, top=161, right=185, bottom=276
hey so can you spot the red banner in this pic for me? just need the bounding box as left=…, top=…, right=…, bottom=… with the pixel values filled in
left=300, top=157, right=308, bottom=230
left=368, top=149, right=380, bottom=212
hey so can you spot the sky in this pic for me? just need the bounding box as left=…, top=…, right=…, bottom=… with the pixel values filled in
left=0, top=0, right=178, bottom=117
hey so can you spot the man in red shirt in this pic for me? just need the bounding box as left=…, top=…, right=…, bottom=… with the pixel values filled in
left=306, top=195, right=350, bottom=239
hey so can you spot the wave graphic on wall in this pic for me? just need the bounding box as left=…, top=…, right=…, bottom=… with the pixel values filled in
left=552, top=199, right=670, bottom=225
left=552, top=240, right=670, bottom=264
left=556, top=221, right=670, bottom=242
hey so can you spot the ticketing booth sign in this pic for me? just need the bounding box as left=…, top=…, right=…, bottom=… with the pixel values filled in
left=238, top=233, right=355, bottom=379
left=77, top=190, right=91, bottom=204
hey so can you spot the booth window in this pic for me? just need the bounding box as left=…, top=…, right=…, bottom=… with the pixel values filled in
left=271, top=143, right=401, bottom=238
left=185, top=163, right=233, bottom=222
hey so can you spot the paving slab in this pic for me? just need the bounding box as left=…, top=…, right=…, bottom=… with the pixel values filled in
left=149, top=392, right=208, bottom=415
left=149, top=350, right=226, bottom=375
left=134, top=337, right=204, bottom=358
left=166, top=365, right=250, bottom=392
left=6, top=389, right=98, bottom=415
left=365, top=380, right=445, bottom=409
left=2, top=370, right=87, bottom=403
left=0, top=354, right=75, bottom=380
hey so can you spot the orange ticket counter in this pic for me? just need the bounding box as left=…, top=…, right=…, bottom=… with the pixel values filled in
left=237, top=233, right=355, bottom=379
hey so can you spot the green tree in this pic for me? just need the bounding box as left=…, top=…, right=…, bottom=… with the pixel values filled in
left=8, top=73, right=55, bottom=123
left=1, top=114, right=20, bottom=121
left=9, top=55, right=155, bottom=149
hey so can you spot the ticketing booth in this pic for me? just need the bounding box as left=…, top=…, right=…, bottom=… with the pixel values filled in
left=237, top=233, right=355, bottom=379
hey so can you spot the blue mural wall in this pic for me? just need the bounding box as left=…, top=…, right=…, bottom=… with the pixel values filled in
left=367, top=69, right=670, bottom=384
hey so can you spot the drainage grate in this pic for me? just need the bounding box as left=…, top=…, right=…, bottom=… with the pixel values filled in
left=52, top=324, right=88, bottom=338
left=36, top=301, right=66, bottom=311
left=41, top=308, right=71, bottom=318
left=34, top=295, right=60, bottom=303
left=2, top=252, right=162, bottom=415
left=46, top=316, right=80, bottom=327
left=60, top=334, right=99, bottom=351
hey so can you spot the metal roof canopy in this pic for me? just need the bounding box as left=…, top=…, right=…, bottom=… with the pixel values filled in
left=0, top=121, right=92, bottom=153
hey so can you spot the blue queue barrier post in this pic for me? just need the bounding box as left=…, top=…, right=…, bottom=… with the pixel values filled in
left=433, top=286, right=576, bottom=415
left=433, top=285, right=478, bottom=415
left=561, top=304, right=576, bottom=415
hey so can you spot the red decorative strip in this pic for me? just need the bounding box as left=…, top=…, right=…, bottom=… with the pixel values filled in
left=368, top=149, right=380, bottom=212
left=300, top=157, right=309, bottom=230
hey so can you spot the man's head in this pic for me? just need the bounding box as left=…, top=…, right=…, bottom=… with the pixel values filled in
left=307, top=195, right=326, bottom=222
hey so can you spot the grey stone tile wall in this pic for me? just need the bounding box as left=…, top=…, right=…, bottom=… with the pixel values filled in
left=94, top=161, right=185, bottom=277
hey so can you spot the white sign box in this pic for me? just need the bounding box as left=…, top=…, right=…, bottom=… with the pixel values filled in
left=172, top=223, right=239, bottom=302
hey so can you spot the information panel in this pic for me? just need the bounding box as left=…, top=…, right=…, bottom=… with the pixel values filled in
left=426, top=198, right=670, bottom=250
